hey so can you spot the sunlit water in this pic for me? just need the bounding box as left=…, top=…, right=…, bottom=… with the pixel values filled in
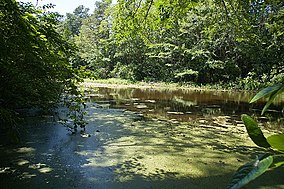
left=87, top=87, right=284, bottom=131
left=0, top=86, right=283, bottom=189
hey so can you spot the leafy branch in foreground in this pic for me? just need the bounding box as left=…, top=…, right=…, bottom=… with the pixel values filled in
left=227, top=84, right=284, bottom=189
left=0, top=0, right=87, bottom=140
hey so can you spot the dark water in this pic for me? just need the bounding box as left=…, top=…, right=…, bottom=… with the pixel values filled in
left=1, top=87, right=284, bottom=189
left=87, top=87, right=284, bottom=130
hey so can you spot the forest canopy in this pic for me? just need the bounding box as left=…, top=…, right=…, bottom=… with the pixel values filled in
left=61, top=0, right=283, bottom=88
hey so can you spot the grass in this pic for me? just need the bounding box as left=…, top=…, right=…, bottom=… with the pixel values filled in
left=88, top=78, right=134, bottom=85
left=83, top=78, right=241, bottom=91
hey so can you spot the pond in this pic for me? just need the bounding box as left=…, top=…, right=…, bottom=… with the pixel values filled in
left=0, top=85, right=283, bottom=189
left=87, top=86, right=284, bottom=130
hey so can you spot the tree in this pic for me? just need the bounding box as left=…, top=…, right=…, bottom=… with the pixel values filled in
left=75, top=0, right=114, bottom=78
left=109, top=0, right=284, bottom=86
left=60, top=5, right=90, bottom=40
left=0, top=0, right=85, bottom=139
left=57, top=0, right=283, bottom=88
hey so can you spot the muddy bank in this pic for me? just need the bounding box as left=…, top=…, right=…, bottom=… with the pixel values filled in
left=0, top=104, right=283, bottom=189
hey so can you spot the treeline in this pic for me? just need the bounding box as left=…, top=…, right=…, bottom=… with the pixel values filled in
left=1, top=0, right=283, bottom=135
left=61, top=0, right=284, bottom=89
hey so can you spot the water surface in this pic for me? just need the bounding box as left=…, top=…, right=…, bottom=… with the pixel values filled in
left=0, top=86, right=283, bottom=189
left=87, top=87, right=284, bottom=130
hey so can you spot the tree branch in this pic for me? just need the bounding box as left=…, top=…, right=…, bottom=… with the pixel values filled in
left=144, top=0, right=153, bottom=22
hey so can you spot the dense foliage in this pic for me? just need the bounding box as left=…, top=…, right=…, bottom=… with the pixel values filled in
left=0, top=0, right=84, bottom=137
left=62, top=0, right=283, bottom=88
left=1, top=0, right=283, bottom=136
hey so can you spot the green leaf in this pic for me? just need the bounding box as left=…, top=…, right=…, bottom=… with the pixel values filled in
left=250, top=84, right=284, bottom=103
left=241, top=114, right=271, bottom=148
left=250, top=84, right=284, bottom=104
left=273, top=160, right=284, bottom=168
left=261, top=86, right=284, bottom=115
left=267, top=134, right=284, bottom=152
left=248, top=83, right=284, bottom=115
left=227, top=155, right=273, bottom=189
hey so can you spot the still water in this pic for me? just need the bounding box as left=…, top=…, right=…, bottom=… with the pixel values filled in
left=87, top=87, right=284, bottom=130
left=0, top=86, right=283, bottom=189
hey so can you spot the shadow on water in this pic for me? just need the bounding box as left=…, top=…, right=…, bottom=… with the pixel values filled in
left=0, top=105, right=283, bottom=189
left=0, top=87, right=283, bottom=188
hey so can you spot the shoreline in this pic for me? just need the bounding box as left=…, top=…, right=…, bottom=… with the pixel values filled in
left=82, top=78, right=248, bottom=92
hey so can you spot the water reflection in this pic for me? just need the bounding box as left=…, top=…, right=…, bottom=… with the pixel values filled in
left=86, top=87, right=284, bottom=131
left=1, top=87, right=283, bottom=188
